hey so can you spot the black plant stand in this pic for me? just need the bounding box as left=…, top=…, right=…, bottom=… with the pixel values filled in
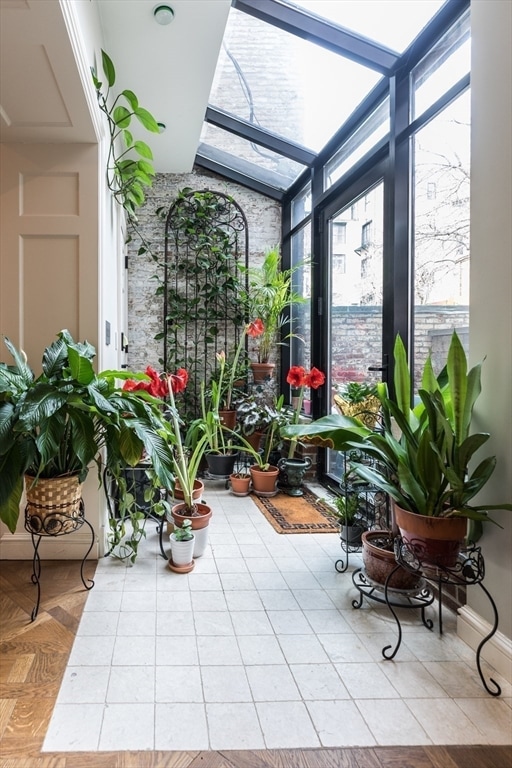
left=352, top=537, right=501, bottom=696
left=25, top=499, right=95, bottom=621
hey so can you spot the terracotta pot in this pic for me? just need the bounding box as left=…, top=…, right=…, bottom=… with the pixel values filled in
left=229, top=473, right=251, bottom=495
left=243, top=431, right=265, bottom=451
left=249, top=465, right=279, bottom=495
left=393, top=503, right=467, bottom=570
left=173, top=478, right=204, bottom=502
left=219, top=409, right=237, bottom=430
left=250, top=362, right=275, bottom=383
left=362, top=530, right=421, bottom=590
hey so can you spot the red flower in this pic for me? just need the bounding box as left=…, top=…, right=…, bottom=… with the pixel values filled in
left=247, top=319, right=264, bottom=338
left=122, top=379, right=142, bottom=392
left=169, top=368, right=188, bottom=394
left=286, top=365, right=306, bottom=388
left=305, top=367, right=325, bottom=390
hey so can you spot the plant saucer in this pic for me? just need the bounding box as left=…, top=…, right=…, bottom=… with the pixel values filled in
left=167, top=558, right=195, bottom=574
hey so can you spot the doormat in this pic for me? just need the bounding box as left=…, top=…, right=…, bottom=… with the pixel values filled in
left=251, top=487, right=339, bottom=534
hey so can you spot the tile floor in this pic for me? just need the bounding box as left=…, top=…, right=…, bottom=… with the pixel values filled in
left=43, top=484, right=512, bottom=752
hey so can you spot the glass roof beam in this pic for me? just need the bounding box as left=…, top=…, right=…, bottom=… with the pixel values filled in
left=232, top=0, right=399, bottom=74
left=205, top=106, right=316, bottom=166
left=195, top=149, right=286, bottom=201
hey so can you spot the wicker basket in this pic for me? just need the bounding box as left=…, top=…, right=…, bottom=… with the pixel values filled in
left=24, top=474, right=83, bottom=535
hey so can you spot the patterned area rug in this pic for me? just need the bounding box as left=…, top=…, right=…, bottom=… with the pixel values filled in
left=251, top=487, right=339, bottom=534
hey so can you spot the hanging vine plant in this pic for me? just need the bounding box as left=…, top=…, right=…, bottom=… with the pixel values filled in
left=91, top=49, right=160, bottom=257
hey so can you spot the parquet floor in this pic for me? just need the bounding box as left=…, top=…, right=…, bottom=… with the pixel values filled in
left=1, top=560, right=511, bottom=768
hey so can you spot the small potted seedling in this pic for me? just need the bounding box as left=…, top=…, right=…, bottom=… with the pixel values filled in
left=333, top=493, right=364, bottom=545
left=169, top=518, right=195, bottom=571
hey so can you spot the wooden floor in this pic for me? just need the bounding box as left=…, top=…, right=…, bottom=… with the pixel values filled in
left=1, top=560, right=510, bottom=768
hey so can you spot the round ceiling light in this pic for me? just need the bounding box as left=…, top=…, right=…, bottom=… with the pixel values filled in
left=153, top=4, right=174, bottom=25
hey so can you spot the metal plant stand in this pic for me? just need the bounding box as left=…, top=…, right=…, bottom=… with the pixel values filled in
left=352, top=537, right=501, bottom=696
left=25, top=499, right=95, bottom=621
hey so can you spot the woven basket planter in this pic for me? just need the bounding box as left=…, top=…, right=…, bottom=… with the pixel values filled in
left=24, top=474, right=83, bottom=535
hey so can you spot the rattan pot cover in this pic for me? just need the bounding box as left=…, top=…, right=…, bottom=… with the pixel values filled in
left=24, top=474, right=83, bottom=535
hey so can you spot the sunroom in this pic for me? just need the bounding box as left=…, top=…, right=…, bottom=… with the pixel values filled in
left=0, top=0, right=510, bottom=761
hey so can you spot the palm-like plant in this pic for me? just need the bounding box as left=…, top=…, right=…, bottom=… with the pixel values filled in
left=241, top=246, right=305, bottom=363
left=0, top=330, right=176, bottom=534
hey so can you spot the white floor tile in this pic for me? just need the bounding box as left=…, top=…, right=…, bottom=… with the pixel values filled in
left=356, top=698, right=431, bottom=745
left=43, top=703, right=104, bottom=751
left=201, top=665, right=252, bottom=702
left=44, top=487, right=512, bottom=753
left=246, top=664, right=301, bottom=701
left=257, top=701, right=320, bottom=748
left=155, top=703, right=209, bottom=750
left=107, top=665, right=155, bottom=702
left=290, top=663, right=350, bottom=700
left=207, top=702, right=265, bottom=749
left=99, top=702, right=154, bottom=750
left=306, top=699, right=376, bottom=746
left=57, top=666, right=111, bottom=704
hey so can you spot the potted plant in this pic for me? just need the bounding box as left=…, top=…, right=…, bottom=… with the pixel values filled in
left=0, top=331, right=176, bottom=559
left=332, top=492, right=365, bottom=546
left=333, top=381, right=380, bottom=429
left=278, top=365, right=325, bottom=496
left=229, top=469, right=252, bottom=496
left=241, top=246, right=305, bottom=381
left=235, top=394, right=288, bottom=496
left=283, top=331, right=512, bottom=570
left=168, top=518, right=195, bottom=572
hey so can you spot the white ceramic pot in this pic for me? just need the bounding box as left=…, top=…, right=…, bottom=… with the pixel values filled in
left=169, top=532, right=195, bottom=566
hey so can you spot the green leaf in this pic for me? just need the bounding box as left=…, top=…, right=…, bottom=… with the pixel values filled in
left=136, top=159, right=155, bottom=176
left=121, top=89, right=138, bottom=111
left=393, top=334, right=410, bottom=420
left=447, top=331, right=468, bottom=444
left=134, top=140, right=154, bottom=160
left=67, top=346, right=95, bottom=385
left=113, top=105, right=131, bottom=129
left=101, top=50, right=115, bottom=87
left=134, top=107, right=160, bottom=132
left=123, top=129, right=134, bottom=148
left=0, top=477, right=23, bottom=533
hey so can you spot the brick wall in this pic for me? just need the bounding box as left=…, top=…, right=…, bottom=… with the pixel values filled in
left=126, top=166, right=282, bottom=372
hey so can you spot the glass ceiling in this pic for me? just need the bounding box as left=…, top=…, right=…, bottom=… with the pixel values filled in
left=196, top=0, right=449, bottom=198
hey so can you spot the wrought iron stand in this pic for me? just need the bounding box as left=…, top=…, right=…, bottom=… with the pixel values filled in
left=25, top=499, right=95, bottom=621
left=352, top=538, right=501, bottom=696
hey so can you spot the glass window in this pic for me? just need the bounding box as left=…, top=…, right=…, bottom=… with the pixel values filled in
left=285, top=0, right=445, bottom=53
left=291, top=183, right=312, bottom=228
left=413, top=90, right=470, bottom=386
left=412, top=10, right=470, bottom=120
left=208, top=7, right=380, bottom=153
left=199, top=123, right=307, bottom=190
left=289, top=223, right=312, bottom=379
left=324, top=98, right=389, bottom=189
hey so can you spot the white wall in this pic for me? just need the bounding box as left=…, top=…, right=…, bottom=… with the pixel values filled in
left=458, top=0, right=512, bottom=664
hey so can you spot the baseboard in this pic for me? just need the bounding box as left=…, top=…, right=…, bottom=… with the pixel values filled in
left=0, top=531, right=98, bottom=560
left=458, top=605, right=512, bottom=684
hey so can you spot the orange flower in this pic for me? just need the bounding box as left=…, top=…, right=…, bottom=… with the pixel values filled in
left=305, top=367, right=326, bottom=390
left=286, top=365, right=306, bottom=389
left=247, top=319, right=264, bottom=337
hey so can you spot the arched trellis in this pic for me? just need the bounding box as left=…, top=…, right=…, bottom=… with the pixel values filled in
left=162, top=189, right=249, bottom=418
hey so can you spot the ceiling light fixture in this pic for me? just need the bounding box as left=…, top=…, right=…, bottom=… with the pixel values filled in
left=157, top=122, right=166, bottom=133
left=153, top=4, right=174, bottom=25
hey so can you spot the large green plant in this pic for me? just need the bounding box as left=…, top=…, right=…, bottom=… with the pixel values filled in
left=283, top=332, right=511, bottom=528
left=241, top=246, right=305, bottom=364
left=0, top=331, right=176, bottom=537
